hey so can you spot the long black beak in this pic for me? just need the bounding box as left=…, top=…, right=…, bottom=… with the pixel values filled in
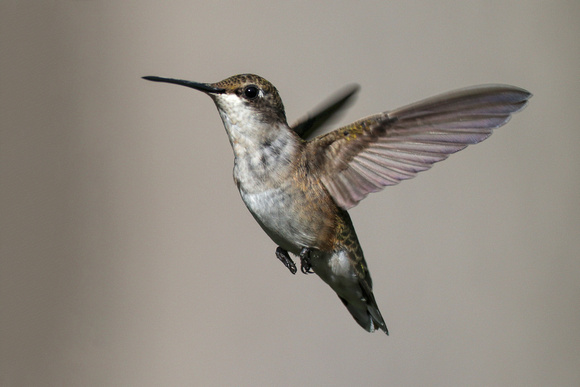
left=142, top=76, right=225, bottom=94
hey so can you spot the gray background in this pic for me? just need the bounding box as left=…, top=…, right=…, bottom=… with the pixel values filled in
left=2, top=1, right=579, bottom=386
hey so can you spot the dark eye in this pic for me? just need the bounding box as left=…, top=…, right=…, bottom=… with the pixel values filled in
left=243, top=85, right=259, bottom=100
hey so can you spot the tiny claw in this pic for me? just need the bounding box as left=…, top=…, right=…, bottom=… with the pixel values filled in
left=299, top=247, right=314, bottom=274
left=275, top=247, right=297, bottom=275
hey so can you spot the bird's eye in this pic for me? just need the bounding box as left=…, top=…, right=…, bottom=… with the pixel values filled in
left=243, top=85, right=259, bottom=100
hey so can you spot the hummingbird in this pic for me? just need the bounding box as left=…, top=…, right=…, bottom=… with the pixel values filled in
left=143, top=73, right=531, bottom=335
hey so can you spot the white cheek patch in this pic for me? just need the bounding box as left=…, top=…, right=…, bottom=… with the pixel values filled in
left=217, top=94, right=249, bottom=120
left=215, top=94, right=257, bottom=138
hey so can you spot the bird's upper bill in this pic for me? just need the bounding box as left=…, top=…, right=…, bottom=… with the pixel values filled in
left=142, top=76, right=226, bottom=94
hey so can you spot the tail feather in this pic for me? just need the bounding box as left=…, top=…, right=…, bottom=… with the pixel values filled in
left=339, top=283, right=389, bottom=335
left=311, top=214, right=389, bottom=335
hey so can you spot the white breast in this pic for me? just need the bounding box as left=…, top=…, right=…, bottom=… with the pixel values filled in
left=240, top=186, right=314, bottom=254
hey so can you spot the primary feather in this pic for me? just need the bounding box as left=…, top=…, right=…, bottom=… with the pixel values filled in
left=309, top=85, right=531, bottom=209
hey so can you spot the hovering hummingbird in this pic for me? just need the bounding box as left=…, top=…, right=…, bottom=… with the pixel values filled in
left=143, top=74, right=531, bottom=335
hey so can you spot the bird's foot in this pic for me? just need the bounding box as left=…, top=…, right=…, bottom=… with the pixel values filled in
left=300, top=247, right=314, bottom=274
left=275, top=247, right=297, bottom=275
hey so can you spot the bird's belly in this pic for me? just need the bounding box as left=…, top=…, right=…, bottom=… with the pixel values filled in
left=240, top=186, right=318, bottom=254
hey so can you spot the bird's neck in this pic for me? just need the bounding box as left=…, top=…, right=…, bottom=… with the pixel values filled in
left=219, top=115, right=301, bottom=191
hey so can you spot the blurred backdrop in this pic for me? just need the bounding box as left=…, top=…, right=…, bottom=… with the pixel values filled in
left=1, top=1, right=579, bottom=386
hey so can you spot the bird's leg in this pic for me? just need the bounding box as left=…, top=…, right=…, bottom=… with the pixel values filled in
left=300, top=247, right=314, bottom=274
left=275, top=246, right=297, bottom=275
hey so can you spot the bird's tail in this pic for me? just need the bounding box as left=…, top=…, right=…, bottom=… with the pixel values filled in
left=338, top=280, right=389, bottom=335
left=311, top=248, right=389, bottom=335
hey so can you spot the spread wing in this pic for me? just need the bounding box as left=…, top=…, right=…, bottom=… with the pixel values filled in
left=308, top=84, right=532, bottom=210
left=292, top=84, right=359, bottom=140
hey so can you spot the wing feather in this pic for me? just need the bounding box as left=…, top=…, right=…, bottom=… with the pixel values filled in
left=310, top=84, right=531, bottom=209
